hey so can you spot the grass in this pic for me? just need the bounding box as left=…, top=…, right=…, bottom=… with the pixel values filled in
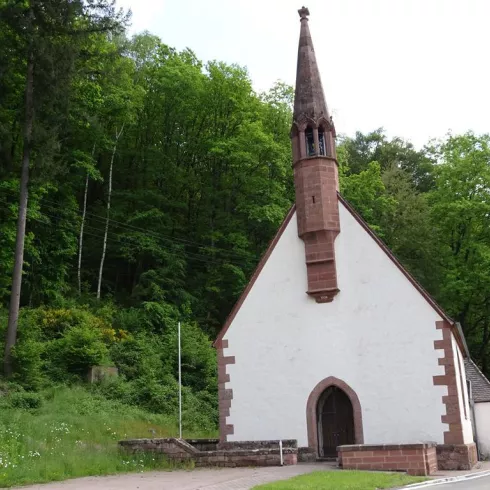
left=253, top=470, right=427, bottom=489
left=0, top=385, right=214, bottom=488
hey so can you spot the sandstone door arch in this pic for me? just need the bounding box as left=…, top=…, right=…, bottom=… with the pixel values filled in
left=306, top=376, right=364, bottom=457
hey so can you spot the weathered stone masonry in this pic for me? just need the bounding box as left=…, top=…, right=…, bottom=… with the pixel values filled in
left=216, top=338, right=234, bottom=442
left=338, top=444, right=438, bottom=477
left=433, top=319, right=478, bottom=469
left=119, top=438, right=298, bottom=467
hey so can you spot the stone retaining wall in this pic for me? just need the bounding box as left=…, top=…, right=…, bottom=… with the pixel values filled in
left=185, top=439, right=219, bottom=452
left=119, top=438, right=298, bottom=468
left=436, top=443, right=478, bottom=470
left=338, top=443, right=438, bottom=476
left=298, top=446, right=317, bottom=462
left=217, top=440, right=297, bottom=450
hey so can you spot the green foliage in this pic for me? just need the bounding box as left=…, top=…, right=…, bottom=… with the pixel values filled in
left=8, top=391, right=43, bottom=410
left=11, top=339, right=45, bottom=390
left=340, top=161, right=396, bottom=235
left=0, top=385, right=201, bottom=487
left=46, top=324, right=109, bottom=379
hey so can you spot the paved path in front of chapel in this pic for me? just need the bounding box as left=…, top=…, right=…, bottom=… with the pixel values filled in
left=18, top=462, right=336, bottom=490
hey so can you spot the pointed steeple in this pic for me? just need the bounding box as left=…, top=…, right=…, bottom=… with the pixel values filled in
left=294, top=7, right=330, bottom=122
left=291, top=7, right=340, bottom=304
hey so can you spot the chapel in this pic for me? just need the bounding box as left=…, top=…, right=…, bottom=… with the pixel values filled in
left=214, top=7, right=482, bottom=471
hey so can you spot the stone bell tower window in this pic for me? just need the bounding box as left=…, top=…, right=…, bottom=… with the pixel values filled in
left=306, top=127, right=315, bottom=156
left=318, top=127, right=326, bottom=156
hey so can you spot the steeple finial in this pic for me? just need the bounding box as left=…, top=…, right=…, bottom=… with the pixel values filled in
left=298, top=6, right=310, bottom=20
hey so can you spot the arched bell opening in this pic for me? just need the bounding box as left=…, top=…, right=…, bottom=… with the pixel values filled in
left=305, top=126, right=316, bottom=157
left=318, top=125, right=327, bottom=156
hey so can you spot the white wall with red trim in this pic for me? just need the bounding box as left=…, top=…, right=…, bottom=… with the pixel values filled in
left=222, top=201, right=471, bottom=447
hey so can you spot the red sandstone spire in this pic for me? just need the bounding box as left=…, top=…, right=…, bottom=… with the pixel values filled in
left=291, top=7, right=340, bottom=304
left=294, top=6, right=330, bottom=122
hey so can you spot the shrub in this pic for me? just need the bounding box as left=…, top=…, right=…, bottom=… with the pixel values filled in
left=9, top=391, right=43, bottom=409
left=11, top=339, right=46, bottom=390
left=110, top=332, right=163, bottom=380
left=45, top=324, right=109, bottom=380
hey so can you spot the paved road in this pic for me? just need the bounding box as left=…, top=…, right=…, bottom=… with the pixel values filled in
left=19, top=463, right=335, bottom=490
left=429, top=474, right=490, bottom=489
left=19, top=465, right=490, bottom=490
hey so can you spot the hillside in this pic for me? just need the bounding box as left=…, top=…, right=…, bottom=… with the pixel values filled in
left=0, top=384, right=212, bottom=487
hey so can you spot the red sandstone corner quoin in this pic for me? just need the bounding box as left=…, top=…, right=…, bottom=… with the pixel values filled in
left=306, top=376, right=364, bottom=456
left=216, top=338, right=235, bottom=442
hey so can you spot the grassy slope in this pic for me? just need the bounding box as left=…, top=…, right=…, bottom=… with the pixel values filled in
left=0, top=386, right=214, bottom=488
left=253, top=471, right=427, bottom=489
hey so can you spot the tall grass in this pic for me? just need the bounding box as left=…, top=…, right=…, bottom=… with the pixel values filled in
left=0, top=385, right=213, bottom=487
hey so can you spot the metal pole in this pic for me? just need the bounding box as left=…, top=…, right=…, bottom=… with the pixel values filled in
left=178, top=321, right=182, bottom=439
left=279, top=440, right=283, bottom=466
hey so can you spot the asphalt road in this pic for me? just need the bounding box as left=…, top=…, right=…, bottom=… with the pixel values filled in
left=427, top=474, right=490, bottom=489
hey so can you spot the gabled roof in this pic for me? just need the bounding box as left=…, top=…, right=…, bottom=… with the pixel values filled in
left=214, top=195, right=469, bottom=356
left=465, top=359, right=490, bottom=403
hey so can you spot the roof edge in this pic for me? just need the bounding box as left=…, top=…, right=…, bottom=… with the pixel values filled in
left=466, top=358, right=490, bottom=403
left=338, top=193, right=469, bottom=356
left=213, top=205, right=296, bottom=347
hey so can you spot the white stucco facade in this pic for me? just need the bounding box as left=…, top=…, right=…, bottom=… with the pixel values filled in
left=452, top=337, right=474, bottom=444
left=221, top=202, right=463, bottom=447
left=475, top=402, right=490, bottom=457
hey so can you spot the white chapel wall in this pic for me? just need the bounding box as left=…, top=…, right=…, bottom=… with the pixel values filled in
left=452, top=335, right=474, bottom=444
left=475, top=402, right=490, bottom=458
left=223, top=202, right=448, bottom=446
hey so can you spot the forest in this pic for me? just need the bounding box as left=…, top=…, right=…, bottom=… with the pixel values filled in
left=1, top=0, right=490, bottom=431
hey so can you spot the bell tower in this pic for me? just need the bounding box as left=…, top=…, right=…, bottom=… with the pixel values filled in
left=292, top=6, right=340, bottom=303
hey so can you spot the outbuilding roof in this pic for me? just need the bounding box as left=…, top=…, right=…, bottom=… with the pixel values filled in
left=465, top=359, right=490, bottom=403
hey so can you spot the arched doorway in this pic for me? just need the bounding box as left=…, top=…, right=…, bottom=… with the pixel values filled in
left=306, top=376, right=364, bottom=457
left=317, top=386, right=355, bottom=457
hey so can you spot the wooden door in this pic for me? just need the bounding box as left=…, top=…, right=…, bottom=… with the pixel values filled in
left=318, top=386, right=354, bottom=457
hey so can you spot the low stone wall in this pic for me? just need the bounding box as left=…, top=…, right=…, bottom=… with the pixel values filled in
left=217, top=440, right=297, bottom=450
left=436, top=443, right=478, bottom=470
left=119, top=438, right=298, bottom=468
left=338, top=443, right=438, bottom=476
left=195, top=448, right=297, bottom=467
left=185, top=439, right=219, bottom=451
left=119, top=438, right=198, bottom=463
left=298, top=446, right=317, bottom=462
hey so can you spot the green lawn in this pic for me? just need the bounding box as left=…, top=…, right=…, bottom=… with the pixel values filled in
left=253, top=470, right=427, bottom=490
left=0, top=385, right=213, bottom=488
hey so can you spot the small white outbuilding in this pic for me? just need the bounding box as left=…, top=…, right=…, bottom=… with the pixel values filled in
left=466, top=359, right=490, bottom=459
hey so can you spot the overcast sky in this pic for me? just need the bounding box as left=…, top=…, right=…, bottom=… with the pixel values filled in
left=116, top=0, right=489, bottom=148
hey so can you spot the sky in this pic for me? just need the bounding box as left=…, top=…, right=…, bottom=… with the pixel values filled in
left=115, top=0, right=489, bottom=148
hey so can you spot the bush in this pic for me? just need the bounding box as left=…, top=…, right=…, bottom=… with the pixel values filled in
left=45, top=324, right=109, bottom=380
left=9, top=391, right=43, bottom=409
left=11, top=339, right=46, bottom=390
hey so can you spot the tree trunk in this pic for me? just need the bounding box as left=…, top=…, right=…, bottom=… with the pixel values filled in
left=4, top=48, right=34, bottom=377
left=78, top=144, right=96, bottom=295
left=97, top=125, right=123, bottom=299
